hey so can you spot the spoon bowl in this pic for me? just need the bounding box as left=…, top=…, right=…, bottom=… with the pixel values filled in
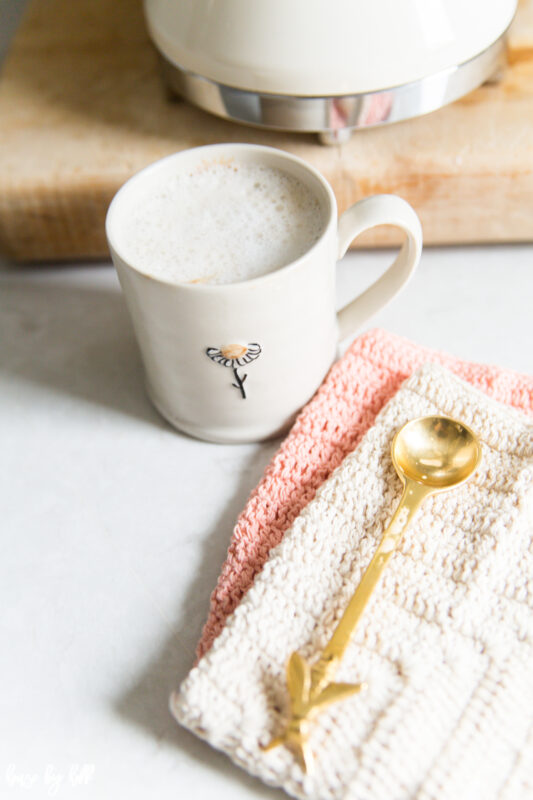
left=391, top=415, right=481, bottom=490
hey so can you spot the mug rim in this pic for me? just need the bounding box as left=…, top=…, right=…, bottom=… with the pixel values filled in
left=105, top=143, right=337, bottom=292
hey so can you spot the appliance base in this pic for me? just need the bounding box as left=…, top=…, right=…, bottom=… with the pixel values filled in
left=160, top=33, right=507, bottom=143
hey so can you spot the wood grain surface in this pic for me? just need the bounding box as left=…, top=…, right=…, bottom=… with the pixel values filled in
left=0, top=0, right=532, bottom=261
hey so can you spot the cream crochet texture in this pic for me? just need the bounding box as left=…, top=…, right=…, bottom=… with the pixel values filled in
left=172, top=364, right=533, bottom=800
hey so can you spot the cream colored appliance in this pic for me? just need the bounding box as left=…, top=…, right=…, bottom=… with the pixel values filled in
left=144, top=0, right=516, bottom=142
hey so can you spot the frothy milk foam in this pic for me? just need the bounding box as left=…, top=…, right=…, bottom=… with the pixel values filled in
left=119, top=159, right=326, bottom=285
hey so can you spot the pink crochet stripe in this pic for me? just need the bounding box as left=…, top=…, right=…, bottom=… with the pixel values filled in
left=196, top=328, right=533, bottom=660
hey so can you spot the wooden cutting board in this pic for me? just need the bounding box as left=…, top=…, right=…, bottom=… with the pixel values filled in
left=1, top=0, right=533, bottom=262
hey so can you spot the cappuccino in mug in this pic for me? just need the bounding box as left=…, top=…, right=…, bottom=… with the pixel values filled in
left=118, top=159, right=327, bottom=285
left=107, top=144, right=422, bottom=442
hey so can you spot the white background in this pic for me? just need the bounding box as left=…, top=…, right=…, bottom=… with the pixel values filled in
left=1, top=3, right=532, bottom=798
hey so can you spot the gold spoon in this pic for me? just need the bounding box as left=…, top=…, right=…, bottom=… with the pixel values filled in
left=263, top=415, right=482, bottom=773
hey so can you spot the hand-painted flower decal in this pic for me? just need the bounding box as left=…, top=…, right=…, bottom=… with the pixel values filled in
left=206, top=343, right=262, bottom=399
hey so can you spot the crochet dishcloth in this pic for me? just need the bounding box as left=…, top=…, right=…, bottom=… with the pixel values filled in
left=172, top=364, right=533, bottom=800
left=197, top=329, right=533, bottom=660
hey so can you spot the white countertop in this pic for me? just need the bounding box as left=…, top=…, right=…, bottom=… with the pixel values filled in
left=2, top=2, right=533, bottom=797
left=1, top=245, right=532, bottom=799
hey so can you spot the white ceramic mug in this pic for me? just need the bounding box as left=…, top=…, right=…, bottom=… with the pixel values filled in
left=106, top=144, right=422, bottom=443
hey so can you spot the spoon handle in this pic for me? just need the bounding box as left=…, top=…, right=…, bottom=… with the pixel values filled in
left=316, top=479, right=430, bottom=672
left=262, top=479, right=432, bottom=771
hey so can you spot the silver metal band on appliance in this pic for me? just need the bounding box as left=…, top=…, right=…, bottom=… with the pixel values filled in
left=160, top=32, right=507, bottom=142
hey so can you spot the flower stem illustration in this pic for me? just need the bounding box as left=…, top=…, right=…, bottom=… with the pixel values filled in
left=206, top=343, right=261, bottom=399
left=231, top=367, right=247, bottom=399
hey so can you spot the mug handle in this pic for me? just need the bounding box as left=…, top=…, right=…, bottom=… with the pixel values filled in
left=336, top=194, right=423, bottom=341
